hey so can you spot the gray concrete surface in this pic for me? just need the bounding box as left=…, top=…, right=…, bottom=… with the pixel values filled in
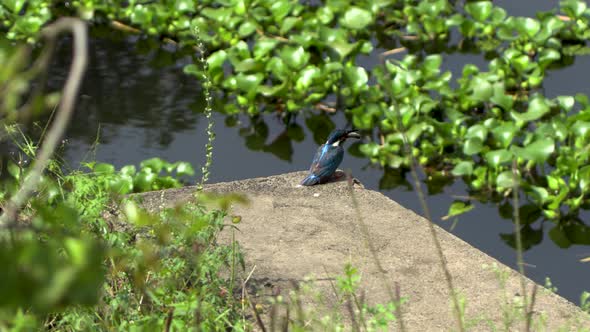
left=136, top=171, right=589, bottom=331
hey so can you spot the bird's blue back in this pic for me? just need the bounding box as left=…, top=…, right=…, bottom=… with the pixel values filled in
left=301, top=144, right=343, bottom=185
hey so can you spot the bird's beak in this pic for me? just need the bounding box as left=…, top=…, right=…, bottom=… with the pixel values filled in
left=346, top=131, right=362, bottom=139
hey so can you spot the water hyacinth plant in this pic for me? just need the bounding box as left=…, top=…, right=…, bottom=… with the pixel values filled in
left=3, top=0, right=590, bottom=251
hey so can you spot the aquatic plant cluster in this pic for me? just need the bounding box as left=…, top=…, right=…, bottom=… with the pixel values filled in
left=6, top=1, right=590, bottom=230
left=10, top=8, right=590, bottom=203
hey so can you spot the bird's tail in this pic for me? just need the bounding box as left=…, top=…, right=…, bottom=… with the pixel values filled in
left=301, top=174, right=320, bottom=186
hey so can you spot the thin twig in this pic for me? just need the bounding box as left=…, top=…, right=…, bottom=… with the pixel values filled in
left=255, top=29, right=290, bottom=42
left=164, top=308, right=174, bottom=332
left=402, top=143, right=464, bottom=331
left=345, top=299, right=360, bottom=332
left=242, top=265, right=257, bottom=294
left=322, top=265, right=341, bottom=304
left=400, top=35, right=419, bottom=40
left=241, top=265, right=257, bottom=326
left=315, top=103, right=337, bottom=113
left=382, top=55, right=464, bottom=331
left=526, top=284, right=538, bottom=329
left=380, top=47, right=407, bottom=58
left=345, top=173, right=406, bottom=331
left=0, top=18, right=87, bottom=227
left=244, top=287, right=267, bottom=332
left=281, top=307, right=289, bottom=332
left=110, top=20, right=141, bottom=34
left=395, top=282, right=406, bottom=332
left=512, top=159, right=530, bottom=332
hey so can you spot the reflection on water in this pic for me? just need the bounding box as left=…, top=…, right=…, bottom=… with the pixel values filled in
left=37, top=2, right=590, bottom=304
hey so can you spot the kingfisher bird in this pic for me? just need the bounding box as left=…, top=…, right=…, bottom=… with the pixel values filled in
left=300, top=129, right=361, bottom=186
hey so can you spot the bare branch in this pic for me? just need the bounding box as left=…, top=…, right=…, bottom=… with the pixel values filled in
left=0, top=18, right=87, bottom=227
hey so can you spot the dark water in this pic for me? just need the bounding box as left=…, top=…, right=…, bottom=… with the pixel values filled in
left=44, top=0, right=590, bottom=305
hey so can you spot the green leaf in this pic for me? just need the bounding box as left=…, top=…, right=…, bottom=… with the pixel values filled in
left=317, top=6, right=334, bottom=24
left=538, top=48, right=561, bottom=66
left=442, top=200, right=475, bottom=220
left=572, top=121, right=590, bottom=137
left=109, top=175, right=134, bottom=195
left=295, top=66, right=321, bottom=92
left=236, top=73, right=264, bottom=93
left=266, top=56, right=288, bottom=80
left=490, top=82, right=513, bottom=110
left=497, top=24, right=516, bottom=41
left=340, top=7, right=373, bottom=30
left=485, top=149, right=512, bottom=168
left=579, top=165, right=590, bottom=192
left=134, top=171, right=156, bottom=192
left=465, top=1, right=493, bottom=21
left=175, top=0, right=195, bottom=13
left=466, top=124, right=488, bottom=142
left=130, top=5, right=152, bottom=25
left=491, top=122, right=518, bottom=148
left=254, top=39, right=279, bottom=59
left=7, top=162, right=20, bottom=180
left=238, top=20, right=257, bottom=37
left=511, top=96, right=550, bottom=122
left=319, top=27, right=354, bottom=59
left=123, top=201, right=155, bottom=226
left=551, top=119, right=568, bottom=141
left=406, top=123, right=429, bottom=142
left=330, top=40, right=357, bottom=59
left=257, top=82, right=287, bottom=97
left=234, top=0, right=246, bottom=15
left=557, top=95, right=575, bottom=111
left=451, top=161, right=474, bottom=176
left=280, top=17, right=299, bottom=34
left=517, top=17, right=540, bottom=37
left=176, top=162, right=195, bottom=177
left=280, top=46, right=309, bottom=70
left=512, top=138, right=555, bottom=164
left=528, top=186, right=549, bottom=205
left=343, top=66, right=368, bottom=93
left=206, top=50, right=227, bottom=70
left=496, top=170, right=516, bottom=189
left=201, top=7, right=233, bottom=25
left=234, top=59, right=263, bottom=73
left=120, top=165, right=136, bottom=176
left=463, top=137, right=484, bottom=155
left=94, top=163, right=115, bottom=175
left=231, top=41, right=251, bottom=60
left=140, top=157, right=167, bottom=173
left=562, top=0, right=587, bottom=18
left=471, top=76, right=492, bottom=101
left=490, top=7, right=507, bottom=23
left=422, top=55, right=442, bottom=74
left=4, top=0, right=26, bottom=12
left=512, top=55, right=531, bottom=72
left=270, top=0, right=292, bottom=21
left=547, top=174, right=560, bottom=190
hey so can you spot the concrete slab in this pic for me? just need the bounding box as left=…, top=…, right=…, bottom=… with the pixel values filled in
left=136, top=172, right=590, bottom=331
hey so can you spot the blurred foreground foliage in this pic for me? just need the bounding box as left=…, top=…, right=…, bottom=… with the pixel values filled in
left=0, top=23, right=248, bottom=329
left=0, top=147, right=249, bottom=330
